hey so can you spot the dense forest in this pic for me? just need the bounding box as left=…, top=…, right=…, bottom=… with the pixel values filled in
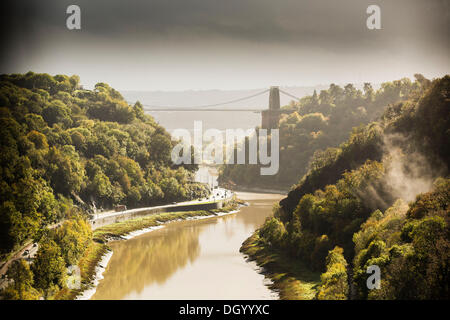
left=0, top=72, right=209, bottom=298
left=219, top=75, right=433, bottom=189
left=243, top=75, right=449, bottom=299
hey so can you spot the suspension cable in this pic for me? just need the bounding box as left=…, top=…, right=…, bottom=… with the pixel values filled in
left=278, top=89, right=303, bottom=102
left=130, top=89, right=270, bottom=109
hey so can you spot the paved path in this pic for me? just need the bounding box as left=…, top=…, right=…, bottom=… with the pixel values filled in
left=91, top=187, right=232, bottom=222
left=0, top=188, right=233, bottom=290
left=0, top=242, right=39, bottom=290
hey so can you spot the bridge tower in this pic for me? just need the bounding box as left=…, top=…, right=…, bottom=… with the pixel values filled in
left=261, top=86, right=280, bottom=129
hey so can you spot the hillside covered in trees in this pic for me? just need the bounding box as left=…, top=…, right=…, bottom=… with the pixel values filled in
left=219, top=75, right=433, bottom=189
left=0, top=72, right=209, bottom=291
left=241, top=75, right=449, bottom=299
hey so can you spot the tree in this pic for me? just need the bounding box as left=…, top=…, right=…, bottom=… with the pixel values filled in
left=3, top=260, right=40, bottom=300
left=53, top=218, right=92, bottom=265
left=316, top=246, right=348, bottom=300
left=160, top=177, right=185, bottom=202
left=26, top=130, right=48, bottom=150
left=31, top=238, right=66, bottom=295
left=2, top=201, right=40, bottom=249
left=42, top=100, right=72, bottom=127
left=87, top=171, right=113, bottom=204
left=150, top=133, right=172, bottom=165
left=259, top=217, right=286, bottom=248
left=45, top=146, right=85, bottom=195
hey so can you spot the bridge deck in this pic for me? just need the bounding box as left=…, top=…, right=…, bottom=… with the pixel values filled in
left=144, top=108, right=264, bottom=112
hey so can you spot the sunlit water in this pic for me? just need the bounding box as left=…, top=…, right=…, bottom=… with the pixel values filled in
left=91, top=192, right=284, bottom=300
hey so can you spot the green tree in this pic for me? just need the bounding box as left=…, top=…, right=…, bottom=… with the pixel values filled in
left=31, top=238, right=66, bottom=295
left=45, top=146, right=85, bottom=195
left=42, top=100, right=73, bottom=127
left=316, top=246, right=348, bottom=300
left=259, top=217, right=286, bottom=248
left=3, top=260, right=41, bottom=300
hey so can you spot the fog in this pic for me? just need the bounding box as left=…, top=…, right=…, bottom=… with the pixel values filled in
left=382, top=134, right=445, bottom=203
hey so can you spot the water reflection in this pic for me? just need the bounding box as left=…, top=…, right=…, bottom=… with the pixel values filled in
left=92, top=192, right=284, bottom=300
left=92, top=220, right=208, bottom=299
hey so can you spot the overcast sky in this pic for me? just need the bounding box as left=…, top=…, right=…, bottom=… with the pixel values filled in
left=1, top=0, right=449, bottom=91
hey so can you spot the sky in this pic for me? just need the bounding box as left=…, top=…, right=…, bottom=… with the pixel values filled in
left=0, top=0, right=449, bottom=91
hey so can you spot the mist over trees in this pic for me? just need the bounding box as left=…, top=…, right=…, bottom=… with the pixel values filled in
left=1, top=71, right=448, bottom=300
left=219, top=76, right=430, bottom=189
left=245, top=75, right=449, bottom=299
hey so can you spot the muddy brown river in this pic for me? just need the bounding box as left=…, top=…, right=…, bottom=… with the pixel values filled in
left=91, top=192, right=284, bottom=300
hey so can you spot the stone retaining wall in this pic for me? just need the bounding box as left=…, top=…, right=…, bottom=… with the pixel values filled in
left=91, top=199, right=229, bottom=230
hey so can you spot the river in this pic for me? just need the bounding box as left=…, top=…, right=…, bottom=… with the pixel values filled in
left=91, top=191, right=284, bottom=300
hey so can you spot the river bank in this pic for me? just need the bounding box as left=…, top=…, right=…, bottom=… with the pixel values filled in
left=69, top=201, right=242, bottom=300
left=91, top=192, right=283, bottom=300
left=240, top=232, right=320, bottom=300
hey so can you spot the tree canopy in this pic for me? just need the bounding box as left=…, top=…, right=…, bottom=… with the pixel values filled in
left=249, top=75, right=449, bottom=299
left=0, top=72, right=209, bottom=256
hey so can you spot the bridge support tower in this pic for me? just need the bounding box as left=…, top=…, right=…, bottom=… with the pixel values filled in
left=261, top=86, right=280, bottom=129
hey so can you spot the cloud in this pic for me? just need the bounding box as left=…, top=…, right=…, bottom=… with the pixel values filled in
left=1, top=0, right=448, bottom=90
left=2, top=0, right=449, bottom=47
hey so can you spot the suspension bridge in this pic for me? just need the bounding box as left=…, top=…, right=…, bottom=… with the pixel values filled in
left=130, top=87, right=302, bottom=129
